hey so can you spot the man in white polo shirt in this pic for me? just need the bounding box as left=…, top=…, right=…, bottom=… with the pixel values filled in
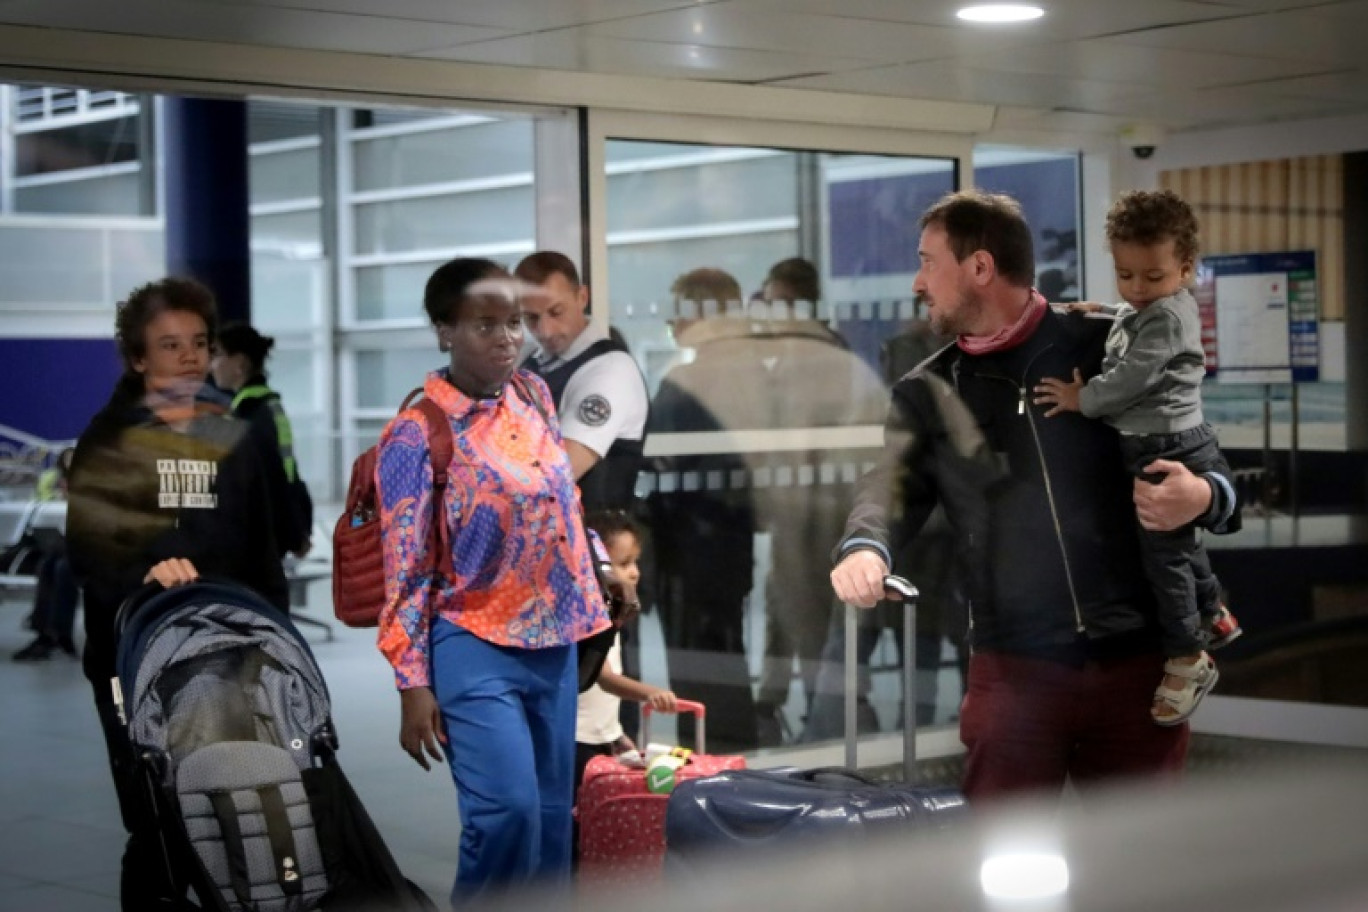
left=514, top=251, right=649, bottom=514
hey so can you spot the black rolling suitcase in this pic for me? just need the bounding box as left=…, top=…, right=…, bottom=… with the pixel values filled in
left=664, top=577, right=967, bottom=869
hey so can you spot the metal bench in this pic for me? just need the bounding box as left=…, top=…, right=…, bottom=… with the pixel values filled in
left=285, top=559, right=334, bottom=641
left=282, top=520, right=336, bottom=641
left=0, top=572, right=39, bottom=593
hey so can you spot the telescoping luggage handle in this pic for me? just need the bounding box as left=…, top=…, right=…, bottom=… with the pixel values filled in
left=845, top=575, right=919, bottom=783
left=642, top=699, right=706, bottom=756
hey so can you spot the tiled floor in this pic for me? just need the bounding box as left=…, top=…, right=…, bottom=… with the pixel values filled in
left=0, top=569, right=755, bottom=912
left=0, top=583, right=464, bottom=912
left=0, top=568, right=961, bottom=912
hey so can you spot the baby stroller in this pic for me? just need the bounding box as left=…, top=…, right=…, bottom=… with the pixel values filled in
left=113, top=579, right=435, bottom=911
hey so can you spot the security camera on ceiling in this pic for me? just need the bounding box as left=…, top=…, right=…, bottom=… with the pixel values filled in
left=1120, top=123, right=1167, bottom=160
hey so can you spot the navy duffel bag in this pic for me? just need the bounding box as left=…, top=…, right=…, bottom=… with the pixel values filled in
left=665, top=766, right=966, bottom=866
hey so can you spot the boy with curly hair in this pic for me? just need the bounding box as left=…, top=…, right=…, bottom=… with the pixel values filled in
left=1035, top=189, right=1242, bottom=726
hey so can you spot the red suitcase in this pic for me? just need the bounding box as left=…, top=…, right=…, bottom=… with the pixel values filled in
left=577, top=700, right=745, bottom=884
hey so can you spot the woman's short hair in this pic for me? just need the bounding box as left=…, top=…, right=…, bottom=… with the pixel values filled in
left=216, top=322, right=276, bottom=374
left=424, top=257, right=509, bottom=326
left=115, top=277, right=218, bottom=374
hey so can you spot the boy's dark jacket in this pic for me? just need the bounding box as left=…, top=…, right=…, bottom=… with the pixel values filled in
left=841, top=308, right=1240, bottom=657
left=67, top=380, right=289, bottom=687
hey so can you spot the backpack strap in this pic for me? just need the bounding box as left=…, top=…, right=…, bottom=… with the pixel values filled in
left=511, top=372, right=551, bottom=426
left=399, top=388, right=456, bottom=581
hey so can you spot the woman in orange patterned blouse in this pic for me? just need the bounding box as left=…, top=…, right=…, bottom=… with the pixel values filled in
left=375, top=258, right=613, bottom=900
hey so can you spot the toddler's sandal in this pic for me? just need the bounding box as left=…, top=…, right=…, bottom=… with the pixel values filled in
left=1152, top=653, right=1219, bottom=726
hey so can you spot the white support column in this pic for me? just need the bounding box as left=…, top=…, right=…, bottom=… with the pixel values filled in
left=317, top=106, right=343, bottom=500
left=333, top=106, right=359, bottom=479
left=1080, top=149, right=1115, bottom=303
left=0, top=85, right=14, bottom=214
left=532, top=110, right=584, bottom=280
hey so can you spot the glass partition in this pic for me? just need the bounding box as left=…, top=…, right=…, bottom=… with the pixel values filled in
left=603, top=137, right=960, bottom=753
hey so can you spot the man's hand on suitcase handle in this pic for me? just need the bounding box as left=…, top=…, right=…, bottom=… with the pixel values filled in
left=831, top=550, right=916, bottom=608
left=882, top=575, right=918, bottom=601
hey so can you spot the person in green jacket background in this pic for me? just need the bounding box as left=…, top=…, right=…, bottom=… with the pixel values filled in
left=212, top=322, right=314, bottom=558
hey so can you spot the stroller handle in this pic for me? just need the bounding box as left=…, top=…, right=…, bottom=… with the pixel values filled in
left=113, top=575, right=268, bottom=639
left=113, top=581, right=171, bottom=640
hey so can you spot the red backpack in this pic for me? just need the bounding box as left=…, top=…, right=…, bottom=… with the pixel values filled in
left=332, top=390, right=455, bottom=628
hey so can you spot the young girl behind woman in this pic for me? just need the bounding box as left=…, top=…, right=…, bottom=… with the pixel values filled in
left=575, top=511, right=677, bottom=794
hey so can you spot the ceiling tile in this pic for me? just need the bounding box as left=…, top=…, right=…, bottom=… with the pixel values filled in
left=990, top=107, right=1133, bottom=135
left=1098, top=9, right=1363, bottom=64
left=420, top=31, right=873, bottom=84
left=731, top=0, right=1240, bottom=37
left=960, top=39, right=1337, bottom=90
left=958, top=0, right=1245, bottom=40
left=0, top=0, right=511, bottom=54
left=1261, top=71, right=1368, bottom=104
left=778, top=61, right=1150, bottom=111
left=207, top=0, right=701, bottom=31
left=1188, top=0, right=1358, bottom=8
left=1116, top=83, right=1362, bottom=128
left=1294, top=0, right=1368, bottom=21
left=582, top=5, right=1049, bottom=62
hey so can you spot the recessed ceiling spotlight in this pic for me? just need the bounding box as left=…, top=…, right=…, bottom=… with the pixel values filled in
left=957, top=4, right=1045, bottom=23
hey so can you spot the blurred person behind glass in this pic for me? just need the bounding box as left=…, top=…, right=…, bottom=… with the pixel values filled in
left=750, top=257, right=888, bottom=744
left=65, top=277, right=288, bottom=908
left=646, top=267, right=762, bottom=752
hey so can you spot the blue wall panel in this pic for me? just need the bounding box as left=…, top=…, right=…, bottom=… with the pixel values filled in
left=0, top=339, right=122, bottom=440
left=829, top=170, right=955, bottom=278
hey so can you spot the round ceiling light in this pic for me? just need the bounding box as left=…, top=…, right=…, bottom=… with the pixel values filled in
left=956, top=4, right=1045, bottom=23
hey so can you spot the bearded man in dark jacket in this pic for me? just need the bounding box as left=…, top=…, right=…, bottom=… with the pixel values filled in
left=831, top=191, right=1239, bottom=803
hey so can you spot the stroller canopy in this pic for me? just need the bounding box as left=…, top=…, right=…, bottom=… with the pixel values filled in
left=116, top=582, right=331, bottom=770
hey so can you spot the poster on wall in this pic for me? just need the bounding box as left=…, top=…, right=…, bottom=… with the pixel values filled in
left=1194, top=250, right=1319, bottom=384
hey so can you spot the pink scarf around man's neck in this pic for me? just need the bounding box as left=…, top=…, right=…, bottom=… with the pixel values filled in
left=956, top=289, right=1048, bottom=355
